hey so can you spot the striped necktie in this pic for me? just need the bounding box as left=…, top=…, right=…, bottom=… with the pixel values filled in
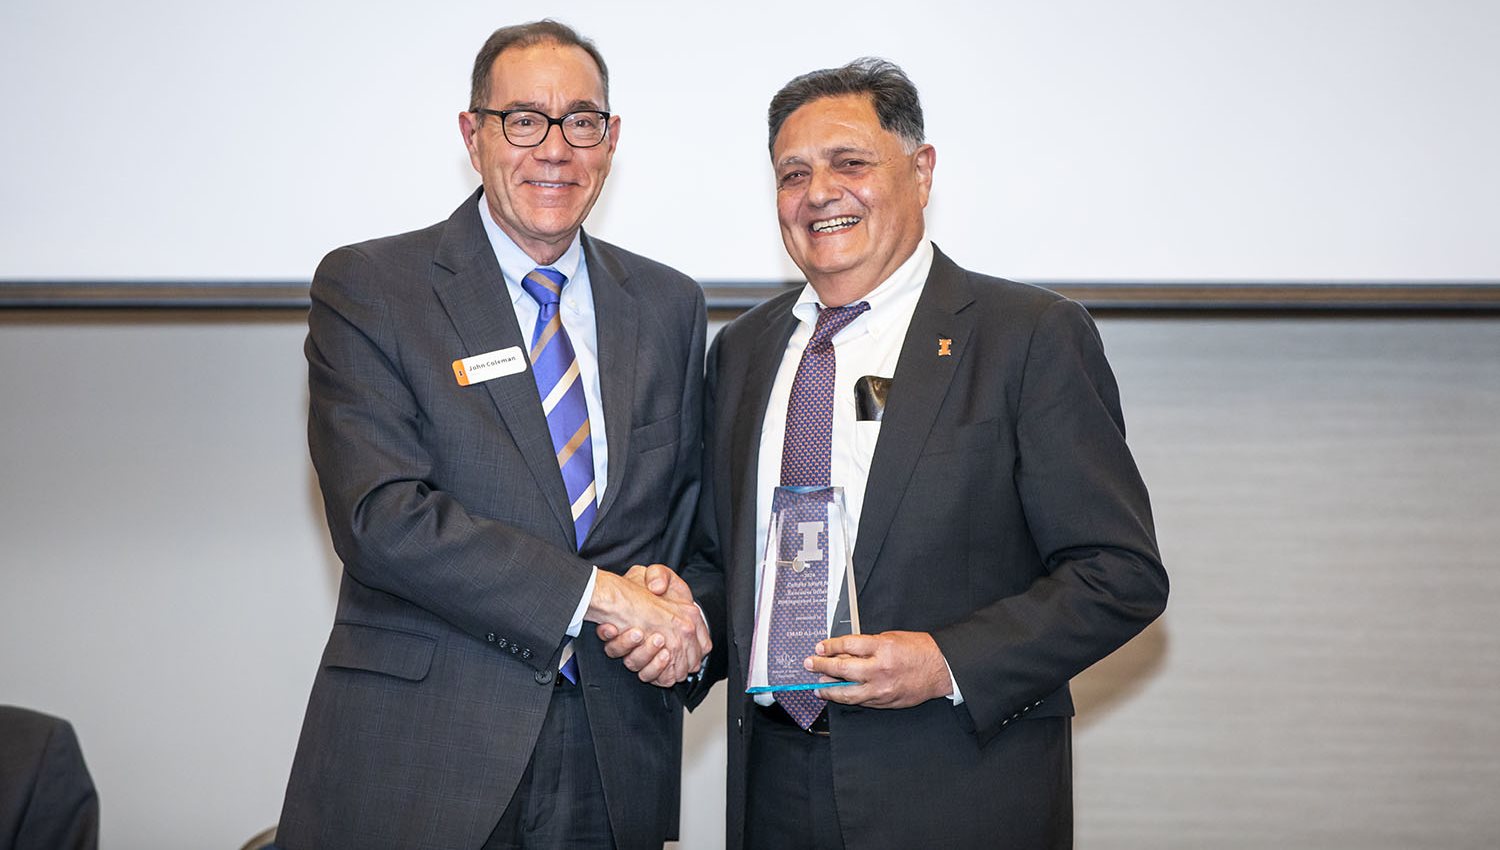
left=771, top=300, right=869, bottom=729
left=522, top=266, right=596, bottom=683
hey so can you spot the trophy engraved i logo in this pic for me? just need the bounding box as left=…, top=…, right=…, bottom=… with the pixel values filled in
left=794, top=521, right=824, bottom=564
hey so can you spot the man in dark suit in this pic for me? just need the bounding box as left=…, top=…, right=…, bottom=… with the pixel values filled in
left=276, top=21, right=716, bottom=850
left=671, top=58, right=1168, bottom=849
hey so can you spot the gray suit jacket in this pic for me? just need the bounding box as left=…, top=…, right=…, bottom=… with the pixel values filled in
left=278, top=191, right=714, bottom=850
left=681, top=247, right=1168, bottom=849
left=0, top=707, right=98, bottom=850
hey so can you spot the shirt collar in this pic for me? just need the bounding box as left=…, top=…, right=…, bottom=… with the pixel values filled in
left=792, top=236, right=933, bottom=341
left=476, top=193, right=585, bottom=305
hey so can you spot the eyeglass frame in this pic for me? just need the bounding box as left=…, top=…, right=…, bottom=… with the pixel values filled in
left=472, top=108, right=613, bottom=149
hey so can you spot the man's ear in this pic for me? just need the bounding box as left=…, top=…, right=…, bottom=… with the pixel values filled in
left=605, top=113, right=621, bottom=155
left=456, top=111, right=480, bottom=152
left=914, top=143, right=936, bottom=207
left=459, top=111, right=483, bottom=171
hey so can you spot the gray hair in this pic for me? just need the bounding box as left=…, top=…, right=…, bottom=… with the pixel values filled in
left=767, top=57, right=924, bottom=154
left=469, top=20, right=610, bottom=112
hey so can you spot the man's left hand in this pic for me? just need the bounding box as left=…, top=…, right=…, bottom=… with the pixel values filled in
left=805, top=631, right=952, bottom=709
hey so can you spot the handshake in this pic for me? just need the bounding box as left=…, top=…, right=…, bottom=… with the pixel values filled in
left=587, top=564, right=711, bottom=688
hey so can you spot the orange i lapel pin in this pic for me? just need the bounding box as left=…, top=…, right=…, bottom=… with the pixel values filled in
left=938, top=337, right=953, bottom=357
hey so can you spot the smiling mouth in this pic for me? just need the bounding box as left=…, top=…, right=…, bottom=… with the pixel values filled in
left=527, top=180, right=572, bottom=189
left=810, top=215, right=860, bottom=234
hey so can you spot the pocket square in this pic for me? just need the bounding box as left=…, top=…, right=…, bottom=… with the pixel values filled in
left=854, top=375, right=892, bottom=421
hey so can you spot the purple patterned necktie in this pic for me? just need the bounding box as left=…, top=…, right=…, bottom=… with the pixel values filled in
left=522, top=267, right=595, bottom=684
left=771, top=301, right=869, bottom=729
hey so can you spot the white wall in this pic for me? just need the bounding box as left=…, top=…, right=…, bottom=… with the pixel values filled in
left=2, top=0, right=1498, bottom=282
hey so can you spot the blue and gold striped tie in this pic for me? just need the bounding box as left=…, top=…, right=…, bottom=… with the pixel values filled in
left=522, top=267, right=596, bottom=683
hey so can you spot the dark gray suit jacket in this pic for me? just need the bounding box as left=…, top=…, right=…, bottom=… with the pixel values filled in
left=277, top=191, right=716, bottom=850
left=682, top=247, right=1168, bottom=849
left=0, top=707, right=98, bottom=850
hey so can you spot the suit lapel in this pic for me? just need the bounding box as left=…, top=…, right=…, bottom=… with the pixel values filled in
left=853, top=247, right=976, bottom=588
left=430, top=192, right=576, bottom=545
left=728, top=299, right=799, bottom=650
left=582, top=234, right=639, bottom=541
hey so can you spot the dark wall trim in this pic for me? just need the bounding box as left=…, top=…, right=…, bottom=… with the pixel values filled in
left=3, top=280, right=1499, bottom=315
left=0, top=282, right=314, bottom=310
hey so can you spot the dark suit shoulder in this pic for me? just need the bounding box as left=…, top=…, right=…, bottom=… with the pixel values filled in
left=308, top=217, right=451, bottom=308
left=716, top=287, right=800, bottom=350
left=579, top=234, right=686, bottom=279
left=314, top=191, right=492, bottom=297
left=0, top=706, right=98, bottom=848
left=583, top=234, right=701, bottom=299
left=927, top=256, right=1107, bottom=364
left=933, top=248, right=1072, bottom=318
left=0, top=705, right=70, bottom=769
left=583, top=237, right=704, bottom=363
left=969, top=271, right=1065, bottom=309
left=322, top=215, right=450, bottom=269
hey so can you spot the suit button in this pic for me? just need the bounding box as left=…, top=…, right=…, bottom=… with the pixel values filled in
left=521, top=649, right=532, bottom=660
left=486, top=633, right=496, bottom=643
left=498, top=638, right=508, bottom=648
left=509, top=645, right=519, bottom=654
left=535, top=669, right=554, bottom=685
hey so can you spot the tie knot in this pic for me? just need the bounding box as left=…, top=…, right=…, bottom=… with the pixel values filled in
left=809, top=301, right=870, bottom=349
left=522, top=267, right=567, bottom=307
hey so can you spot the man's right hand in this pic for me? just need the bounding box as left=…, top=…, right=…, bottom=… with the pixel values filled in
left=588, top=565, right=710, bottom=687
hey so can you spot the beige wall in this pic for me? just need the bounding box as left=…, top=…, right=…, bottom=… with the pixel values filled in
left=2, top=313, right=1497, bottom=848
left=1075, top=317, right=1500, bottom=848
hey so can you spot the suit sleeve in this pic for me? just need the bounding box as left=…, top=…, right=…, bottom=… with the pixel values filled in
left=305, top=246, right=590, bottom=668
left=677, top=331, right=730, bottom=709
left=930, top=298, right=1168, bottom=742
left=657, top=285, right=709, bottom=574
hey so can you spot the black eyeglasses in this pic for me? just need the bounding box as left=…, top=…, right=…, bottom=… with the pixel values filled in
left=473, top=108, right=612, bottom=148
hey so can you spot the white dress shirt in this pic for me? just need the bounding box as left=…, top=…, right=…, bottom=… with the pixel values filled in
left=750, top=237, right=963, bottom=705
left=477, top=196, right=603, bottom=636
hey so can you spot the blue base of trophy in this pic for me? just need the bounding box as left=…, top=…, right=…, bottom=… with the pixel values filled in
left=746, top=680, right=859, bottom=694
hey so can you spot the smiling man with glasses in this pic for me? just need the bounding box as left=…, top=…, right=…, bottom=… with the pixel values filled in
left=275, top=19, right=717, bottom=850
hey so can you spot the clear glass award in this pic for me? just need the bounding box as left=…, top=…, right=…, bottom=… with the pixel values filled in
left=746, top=485, right=861, bottom=694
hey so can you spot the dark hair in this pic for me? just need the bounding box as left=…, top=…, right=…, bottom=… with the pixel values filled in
left=469, top=20, right=610, bottom=112
left=767, top=57, right=924, bottom=154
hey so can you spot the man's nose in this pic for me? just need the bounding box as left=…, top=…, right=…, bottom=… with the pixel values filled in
left=806, top=167, right=840, bottom=206
left=531, top=122, right=574, bottom=162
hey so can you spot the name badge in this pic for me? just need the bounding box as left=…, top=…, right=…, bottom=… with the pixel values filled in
left=452, top=346, right=526, bottom=386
